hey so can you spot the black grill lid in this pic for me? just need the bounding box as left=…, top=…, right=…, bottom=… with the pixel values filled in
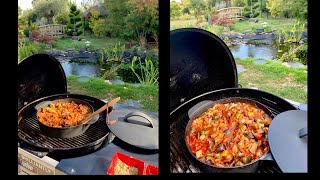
left=170, top=28, right=238, bottom=112
left=17, top=54, right=67, bottom=110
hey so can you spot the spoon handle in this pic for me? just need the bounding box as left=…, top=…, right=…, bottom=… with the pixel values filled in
left=82, top=97, right=120, bottom=124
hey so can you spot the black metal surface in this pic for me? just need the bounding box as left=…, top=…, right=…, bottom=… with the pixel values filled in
left=35, top=98, right=100, bottom=138
left=170, top=28, right=238, bottom=112
left=18, top=94, right=112, bottom=158
left=170, top=88, right=297, bottom=173
left=184, top=97, right=274, bottom=173
left=17, top=54, right=67, bottom=111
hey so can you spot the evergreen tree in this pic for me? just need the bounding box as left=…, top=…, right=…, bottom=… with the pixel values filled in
left=67, top=4, right=83, bottom=36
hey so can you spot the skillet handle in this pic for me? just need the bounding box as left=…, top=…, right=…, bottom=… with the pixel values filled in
left=188, top=100, right=214, bottom=119
left=123, top=112, right=157, bottom=128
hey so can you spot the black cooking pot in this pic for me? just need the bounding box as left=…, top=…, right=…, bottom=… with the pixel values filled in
left=184, top=97, right=274, bottom=173
left=34, top=98, right=100, bottom=138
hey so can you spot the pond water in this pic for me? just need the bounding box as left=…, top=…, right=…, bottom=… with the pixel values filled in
left=60, top=42, right=296, bottom=78
left=230, top=44, right=278, bottom=59
left=61, top=62, right=101, bottom=77
left=229, top=42, right=296, bottom=60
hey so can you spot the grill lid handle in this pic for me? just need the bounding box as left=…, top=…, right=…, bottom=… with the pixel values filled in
left=123, top=111, right=158, bottom=128
left=299, top=127, right=307, bottom=138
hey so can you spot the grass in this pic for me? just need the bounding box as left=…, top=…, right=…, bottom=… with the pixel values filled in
left=171, top=17, right=298, bottom=33
left=50, top=35, right=129, bottom=51
left=66, top=75, right=158, bottom=112
left=230, top=18, right=298, bottom=33
left=237, top=57, right=307, bottom=103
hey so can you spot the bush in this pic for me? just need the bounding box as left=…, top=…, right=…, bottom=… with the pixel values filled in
left=211, top=16, right=235, bottom=27
left=130, top=56, right=159, bottom=85
left=118, top=63, right=142, bottom=83
left=178, top=14, right=194, bottom=20
left=102, top=64, right=121, bottom=80
left=18, top=41, right=40, bottom=62
left=296, top=44, right=308, bottom=65
left=279, top=44, right=307, bottom=65
left=103, top=42, right=125, bottom=62
left=34, top=34, right=58, bottom=45
left=90, top=18, right=109, bottom=37
left=54, top=13, right=69, bottom=25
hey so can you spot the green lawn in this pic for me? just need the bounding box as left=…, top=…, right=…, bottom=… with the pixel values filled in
left=230, top=18, right=298, bottom=33
left=171, top=17, right=299, bottom=34
left=237, top=57, right=307, bottom=103
left=51, top=35, right=129, bottom=51
left=67, top=75, right=158, bottom=112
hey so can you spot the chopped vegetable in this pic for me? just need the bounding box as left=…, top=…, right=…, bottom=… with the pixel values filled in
left=187, top=102, right=271, bottom=167
left=37, top=100, right=91, bottom=128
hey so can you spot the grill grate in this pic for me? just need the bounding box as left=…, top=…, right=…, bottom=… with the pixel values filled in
left=170, top=90, right=297, bottom=173
left=18, top=94, right=110, bottom=151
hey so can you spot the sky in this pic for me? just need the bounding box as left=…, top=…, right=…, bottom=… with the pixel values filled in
left=18, top=0, right=83, bottom=10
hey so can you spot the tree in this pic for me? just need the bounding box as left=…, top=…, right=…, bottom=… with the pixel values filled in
left=67, top=3, right=83, bottom=36
left=102, top=0, right=158, bottom=46
left=32, top=0, right=68, bottom=24
left=126, top=0, right=159, bottom=46
left=170, top=2, right=182, bottom=19
left=81, top=0, right=102, bottom=10
left=103, top=0, right=130, bottom=38
left=18, top=6, right=22, bottom=16
left=231, top=0, right=246, bottom=7
left=266, top=0, right=307, bottom=20
left=189, top=0, right=206, bottom=20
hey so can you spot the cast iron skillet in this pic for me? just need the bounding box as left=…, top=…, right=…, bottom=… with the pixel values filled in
left=185, top=97, right=274, bottom=173
left=35, top=98, right=100, bottom=138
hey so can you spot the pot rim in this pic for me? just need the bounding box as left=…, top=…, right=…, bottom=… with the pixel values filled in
left=35, top=97, right=97, bottom=129
left=184, top=97, right=273, bottom=169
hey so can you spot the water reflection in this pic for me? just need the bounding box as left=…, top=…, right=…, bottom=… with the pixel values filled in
left=230, top=44, right=278, bottom=59
left=61, top=62, right=101, bottom=77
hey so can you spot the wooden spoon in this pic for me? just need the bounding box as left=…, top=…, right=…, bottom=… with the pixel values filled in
left=82, top=97, right=120, bottom=124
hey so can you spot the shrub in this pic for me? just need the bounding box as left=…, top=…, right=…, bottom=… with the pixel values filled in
left=102, top=64, right=121, bottom=80
left=34, top=34, right=58, bottom=45
left=211, top=16, right=235, bottom=27
left=18, top=41, right=40, bottom=62
left=118, top=63, right=142, bottom=83
left=103, top=42, right=125, bottom=62
left=90, top=18, right=109, bottom=37
left=130, top=56, right=159, bottom=85
left=279, top=44, right=307, bottom=65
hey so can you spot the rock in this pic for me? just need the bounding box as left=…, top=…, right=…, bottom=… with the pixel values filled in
left=243, top=30, right=251, bottom=34
left=72, top=36, right=79, bottom=41
left=109, top=79, right=125, bottom=85
left=255, top=28, right=264, bottom=35
left=124, top=99, right=143, bottom=108
left=236, top=65, right=245, bottom=73
left=253, top=60, right=266, bottom=65
left=79, top=48, right=87, bottom=52
left=133, top=83, right=143, bottom=87
left=249, top=18, right=258, bottom=23
left=282, top=62, right=305, bottom=68
left=77, top=77, right=90, bottom=82
left=104, top=80, right=112, bottom=84
left=66, top=48, right=75, bottom=52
